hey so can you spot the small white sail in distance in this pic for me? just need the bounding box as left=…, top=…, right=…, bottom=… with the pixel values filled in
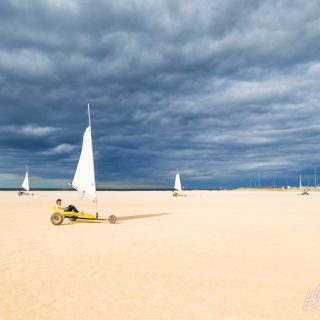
left=174, top=169, right=182, bottom=191
left=22, top=165, right=30, bottom=191
left=71, top=103, right=97, bottom=201
left=299, top=173, right=302, bottom=191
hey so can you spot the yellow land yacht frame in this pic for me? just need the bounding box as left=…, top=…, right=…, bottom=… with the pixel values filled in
left=50, top=207, right=116, bottom=225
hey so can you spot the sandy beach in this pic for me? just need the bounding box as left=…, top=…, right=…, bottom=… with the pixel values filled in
left=1, top=190, right=320, bottom=319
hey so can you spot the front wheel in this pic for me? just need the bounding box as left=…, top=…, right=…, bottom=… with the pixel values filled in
left=51, top=212, right=64, bottom=225
left=108, top=215, right=117, bottom=224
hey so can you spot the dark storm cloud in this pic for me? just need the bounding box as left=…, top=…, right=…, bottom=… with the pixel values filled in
left=1, top=0, right=320, bottom=188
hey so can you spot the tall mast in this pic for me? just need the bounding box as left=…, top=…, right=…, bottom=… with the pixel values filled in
left=315, top=168, right=317, bottom=188
left=88, top=102, right=91, bottom=128
left=88, top=102, right=98, bottom=213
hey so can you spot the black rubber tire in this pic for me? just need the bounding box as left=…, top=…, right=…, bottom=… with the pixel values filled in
left=68, top=216, right=78, bottom=221
left=51, top=212, right=64, bottom=225
left=108, top=215, right=117, bottom=224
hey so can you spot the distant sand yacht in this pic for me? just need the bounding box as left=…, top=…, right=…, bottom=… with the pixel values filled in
left=173, top=169, right=186, bottom=197
left=18, top=165, right=33, bottom=196
left=299, top=172, right=309, bottom=196
left=299, top=173, right=302, bottom=191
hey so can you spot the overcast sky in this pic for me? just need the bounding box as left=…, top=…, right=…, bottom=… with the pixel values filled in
left=1, top=0, right=320, bottom=189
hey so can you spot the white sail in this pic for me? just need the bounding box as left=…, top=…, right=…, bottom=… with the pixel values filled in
left=174, top=171, right=182, bottom=191
left=299, top=173, right=302, bottom=191
left=71, top=125, right=97, bottom=201
left=22, top=166, right=29, bottom=191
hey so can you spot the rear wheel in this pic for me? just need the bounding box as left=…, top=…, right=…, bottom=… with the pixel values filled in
left=68, top=216, right=78, bottom=221
left=51, top=212, right=64, bottom=225
left=108, top=215, right=117, bottom=224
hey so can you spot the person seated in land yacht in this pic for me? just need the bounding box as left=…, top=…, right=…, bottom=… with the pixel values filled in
left=55, top=199, right=80, bottom=212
